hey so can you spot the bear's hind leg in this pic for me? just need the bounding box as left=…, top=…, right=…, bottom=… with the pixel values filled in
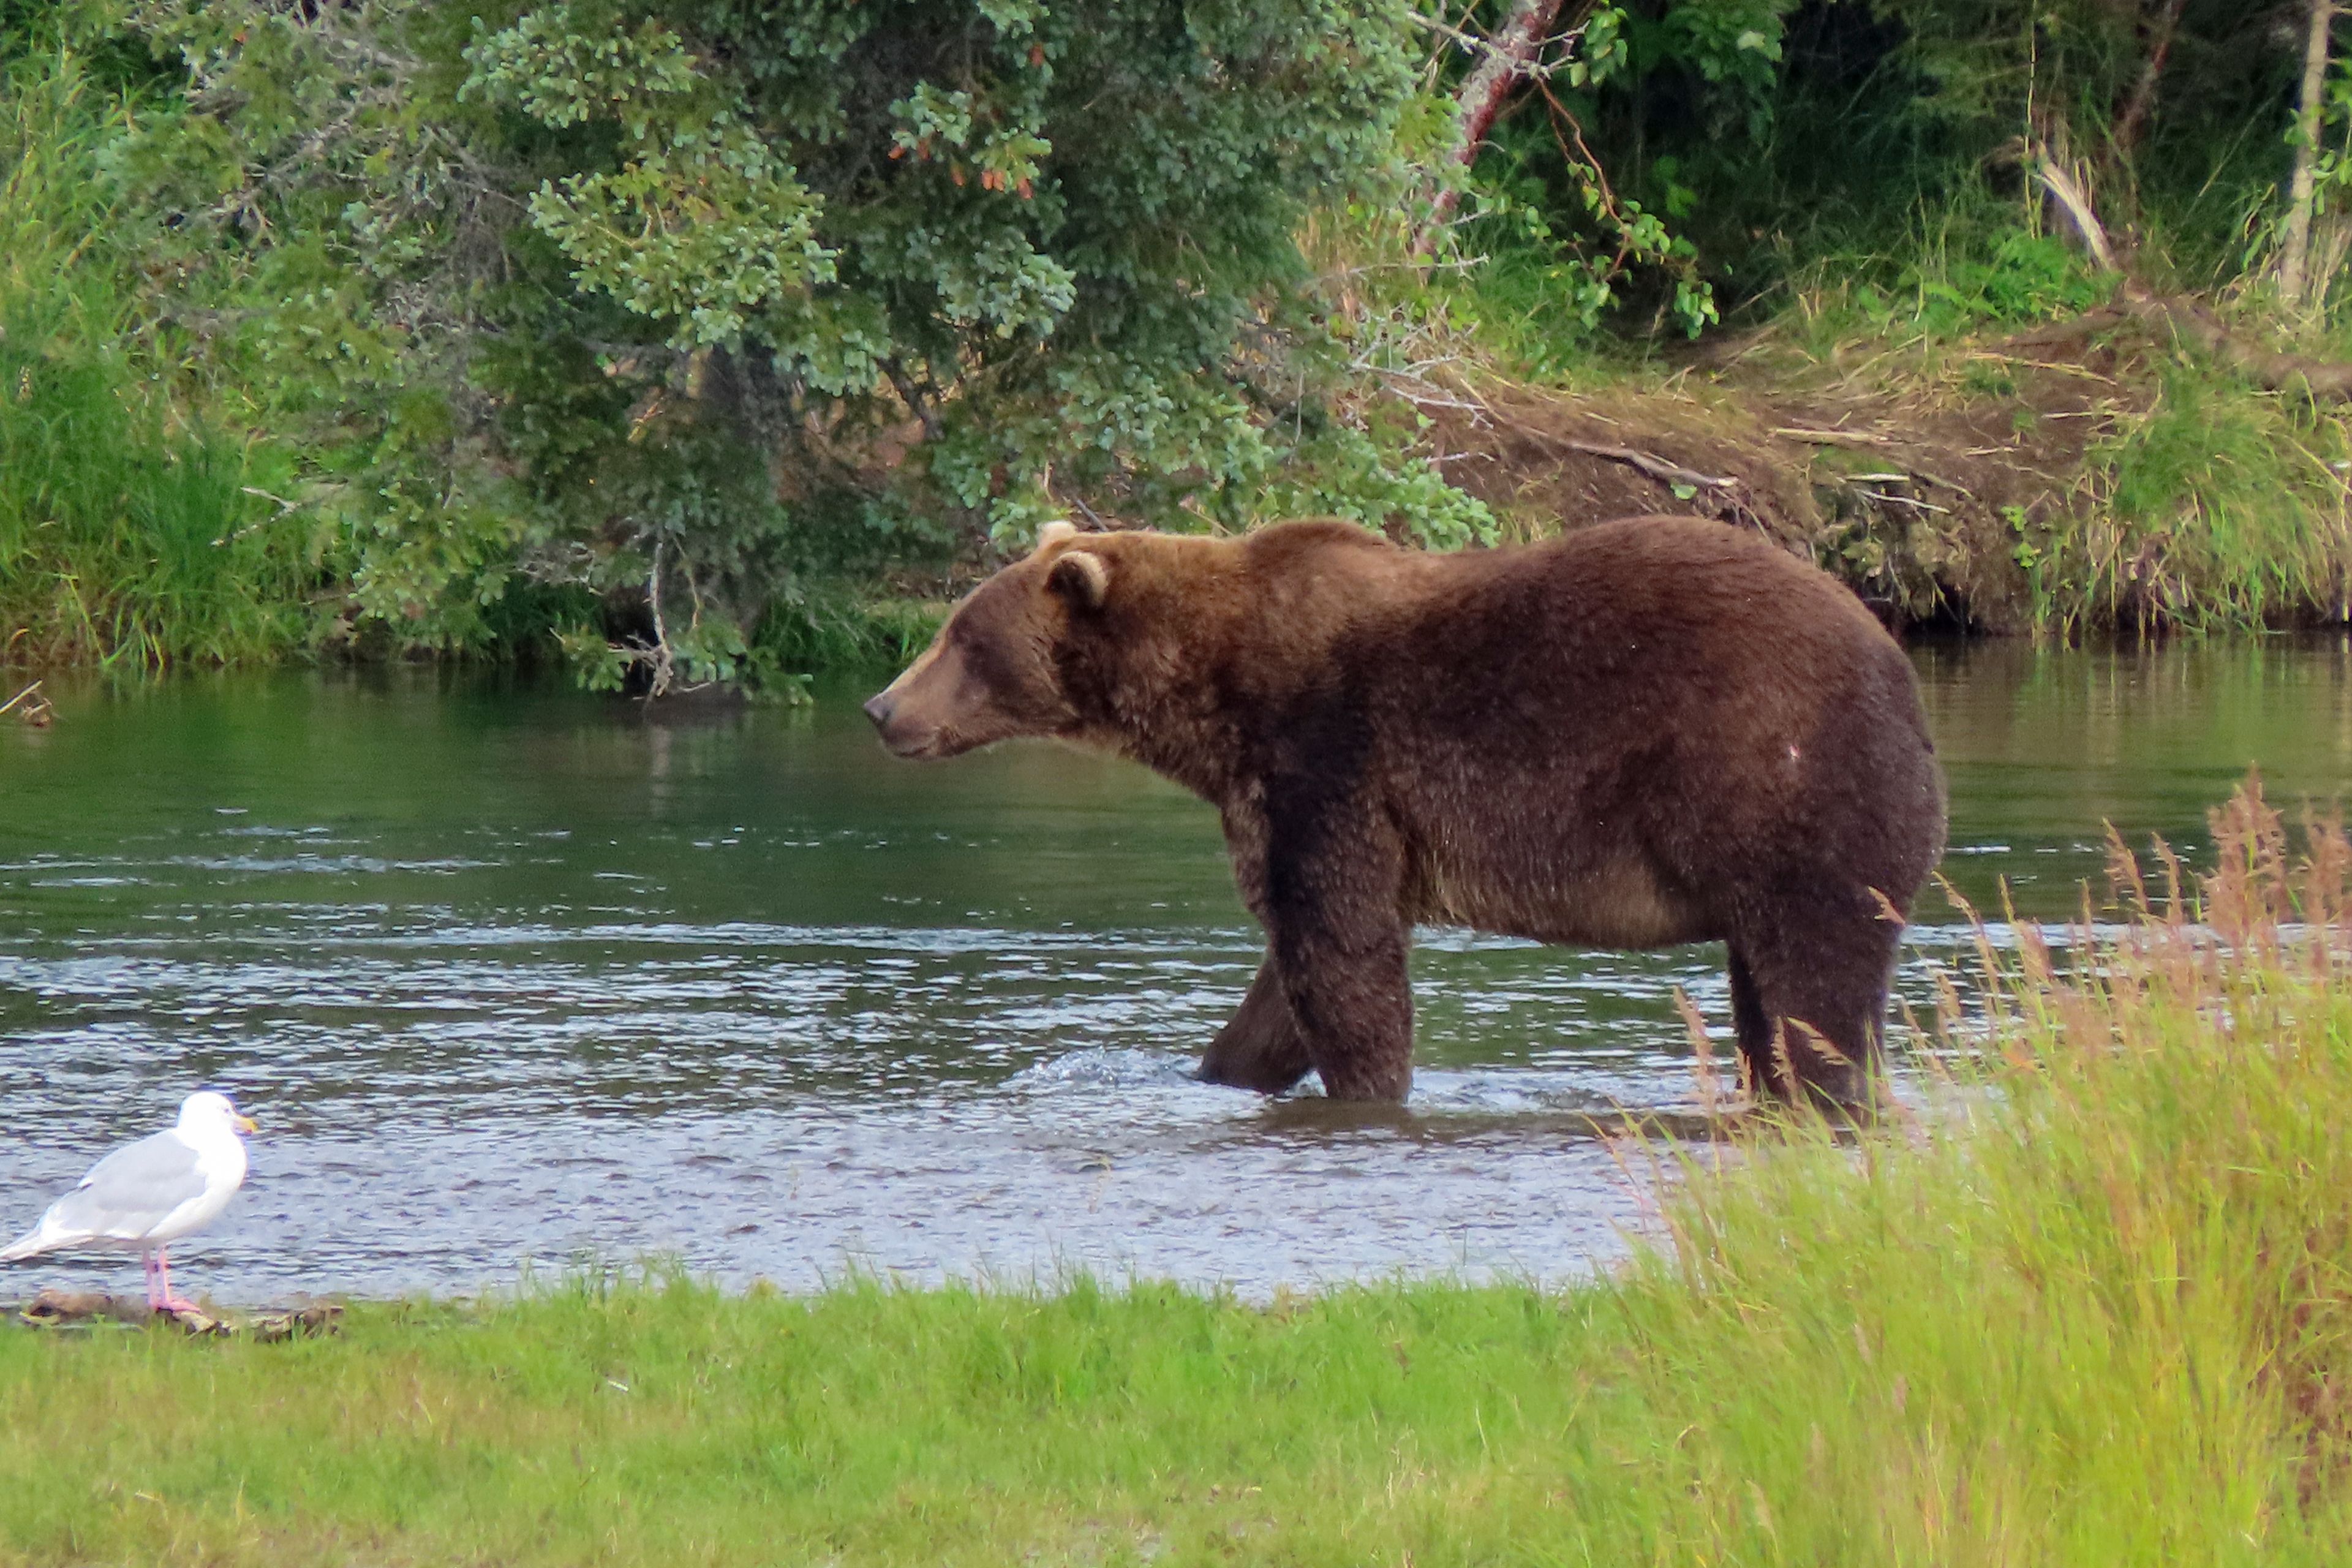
left=1725, top=949, right=1790, bottom=1101
left=1197, top=954, right=1315, bottom=1094
left=1727, top=911, right=1899, bottom=1112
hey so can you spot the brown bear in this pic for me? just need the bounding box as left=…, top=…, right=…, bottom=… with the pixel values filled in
left=864, top=516, right=1947, bottom=1109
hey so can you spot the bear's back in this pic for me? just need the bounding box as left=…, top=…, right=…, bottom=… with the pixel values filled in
left=1254, top=516, right=1910, bottom=723
left=1254, top=515, right=1942, bottom=895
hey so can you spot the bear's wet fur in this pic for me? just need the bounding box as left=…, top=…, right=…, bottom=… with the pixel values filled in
left=865, top=516, right=1947, bottom=1109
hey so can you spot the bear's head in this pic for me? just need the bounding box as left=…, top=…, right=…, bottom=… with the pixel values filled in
left=862, top=520, right=1117, bottom=760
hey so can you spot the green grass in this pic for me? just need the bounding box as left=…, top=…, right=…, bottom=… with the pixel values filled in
left=0, top=51, right=318, bottom=671
left=755, top=582, right=947, bottom=676
left=3, top=780, right=2350, bottom=1564
left=2085, top=365, right=2352, bottom=629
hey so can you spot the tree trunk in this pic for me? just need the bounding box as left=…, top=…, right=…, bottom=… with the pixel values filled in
left=2280, top=0, right=2338, bottom=309
left=1421, top=0, right=1574, bottom=236
left=2109, top=0, right=2190, bottom=166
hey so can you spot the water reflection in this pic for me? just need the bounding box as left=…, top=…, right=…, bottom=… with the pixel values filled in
left=0, top=638, right=2345, bottom=1302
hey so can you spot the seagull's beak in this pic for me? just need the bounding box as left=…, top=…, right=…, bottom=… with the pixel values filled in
left=235, top=1114, right=258, bottom=1134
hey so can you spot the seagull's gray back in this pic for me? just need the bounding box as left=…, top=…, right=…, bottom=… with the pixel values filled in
left=50, top=1131, right=209, bottom=1238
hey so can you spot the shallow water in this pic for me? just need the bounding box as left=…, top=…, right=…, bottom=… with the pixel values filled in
left=2, top=638, right=2348, bottom=1303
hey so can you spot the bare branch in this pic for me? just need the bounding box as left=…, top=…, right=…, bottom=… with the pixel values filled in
left=2111, top=0, right=2192, bottom=164
left=1551, top=440, right=1735, bottom=492
left=1419, top=0, right=1580, bottom=238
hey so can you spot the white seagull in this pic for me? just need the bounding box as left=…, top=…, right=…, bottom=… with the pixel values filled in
left=1, top=1090, right=257, bottom=1314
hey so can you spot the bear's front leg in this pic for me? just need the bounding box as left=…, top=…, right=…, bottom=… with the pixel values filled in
left=1197, top=954, right=1316, bottom=1093
left=1262, top=835, right=1415, bottom=1102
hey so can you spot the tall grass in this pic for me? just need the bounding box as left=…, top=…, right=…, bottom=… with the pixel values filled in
left=754, top=581, right=946, bottom=676
left=0, top=53, right=316, bottom=670
left=1, top=780, right=2348, bottom=1564
left=2085, top=368, right=2352, bottom=629
left=1608, top=775, right=2352, bottom=1560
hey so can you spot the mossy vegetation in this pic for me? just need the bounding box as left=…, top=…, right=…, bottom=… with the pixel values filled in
left=4, top=780, right=2349, bottom=1564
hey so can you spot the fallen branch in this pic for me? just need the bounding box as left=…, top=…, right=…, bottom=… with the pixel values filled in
left=1855, top=488, right=1952, bottom=515
left=2120, top=284, right=2352, bottom=401
left=1771, top=426, right=1894, bottom=447
left=1501, top=425, right=1774, bottom=533
left=2029, top=155, right=2120, bottom=274
left=12, top=1287, right=340, bottom=1340
left=0, top=680, right=51, bottom=728
left=1542, top=439, right=1737, bottom=491
left=1997, top=310, right=2127, bottom=350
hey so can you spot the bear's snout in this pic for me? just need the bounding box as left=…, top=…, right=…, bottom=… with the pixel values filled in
left=862, top=689, right=926, bottom=756
left=863, top=684, right=947, bottom=758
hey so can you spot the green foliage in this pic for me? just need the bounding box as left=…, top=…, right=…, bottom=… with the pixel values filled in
left=1437, top=0, right=1805, bottom=353
left=1871, top=0, right=2257, bottom=151
left=1452, top=130, right=1720, bottom=357
left=0, top=0, right=2343, bottom=667
left=453, top=0, right=1434, bottom=546
left=31, top=0, right=1484, bottom=688
left=0, top=50, right=321, bottom=669
left=94, top=0, right=542, bottom=658
left=2002, top=500, right=2059, bottom=626
left=1859, top=228, right=2114, bottom=337
left=461, top=4, right=836, bottom=349
left=1512, top=0, right=2296, bottom=330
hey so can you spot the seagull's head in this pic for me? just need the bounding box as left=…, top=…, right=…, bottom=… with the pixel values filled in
left=179, top=1090, right=259, bottom=1138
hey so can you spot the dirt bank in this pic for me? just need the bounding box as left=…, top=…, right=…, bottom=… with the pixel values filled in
left=1413, top=311, right=2314, bottom=633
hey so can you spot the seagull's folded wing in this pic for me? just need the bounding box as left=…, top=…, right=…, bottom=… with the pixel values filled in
left=43, top=1132, right=213, bottom=1243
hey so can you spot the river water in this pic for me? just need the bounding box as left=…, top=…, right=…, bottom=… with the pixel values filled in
left=2, top=639, right=2348, bottom=1303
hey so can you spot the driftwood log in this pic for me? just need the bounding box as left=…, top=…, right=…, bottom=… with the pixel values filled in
left=10, top=1287, right=342, bottom=1340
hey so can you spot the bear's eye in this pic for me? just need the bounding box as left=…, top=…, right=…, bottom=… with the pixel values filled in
left=954, top=628, right=1013, bottom=692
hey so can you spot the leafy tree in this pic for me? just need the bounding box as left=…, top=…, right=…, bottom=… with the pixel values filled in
left=1430, top=0, right=1801, bottom=349
left=1438, top=0, right=2312, bottom=328
left=89, top=0, right=1488, bottom=692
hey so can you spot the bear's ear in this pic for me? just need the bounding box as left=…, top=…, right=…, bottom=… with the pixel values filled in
left=1036, top=519, right=1078, bottom=551
left=1049, top=549, right=1109, bottom=611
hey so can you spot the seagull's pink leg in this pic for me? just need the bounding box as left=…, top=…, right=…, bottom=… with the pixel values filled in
left=141, top=1250, right=165, bottom=1311
left=153, top=1247, right=202, bottom=1316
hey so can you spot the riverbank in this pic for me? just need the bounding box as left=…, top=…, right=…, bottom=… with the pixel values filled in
left=1411, top=306, right=2352, bottom=636
left=4, top=780, right=2346, bottom=1565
